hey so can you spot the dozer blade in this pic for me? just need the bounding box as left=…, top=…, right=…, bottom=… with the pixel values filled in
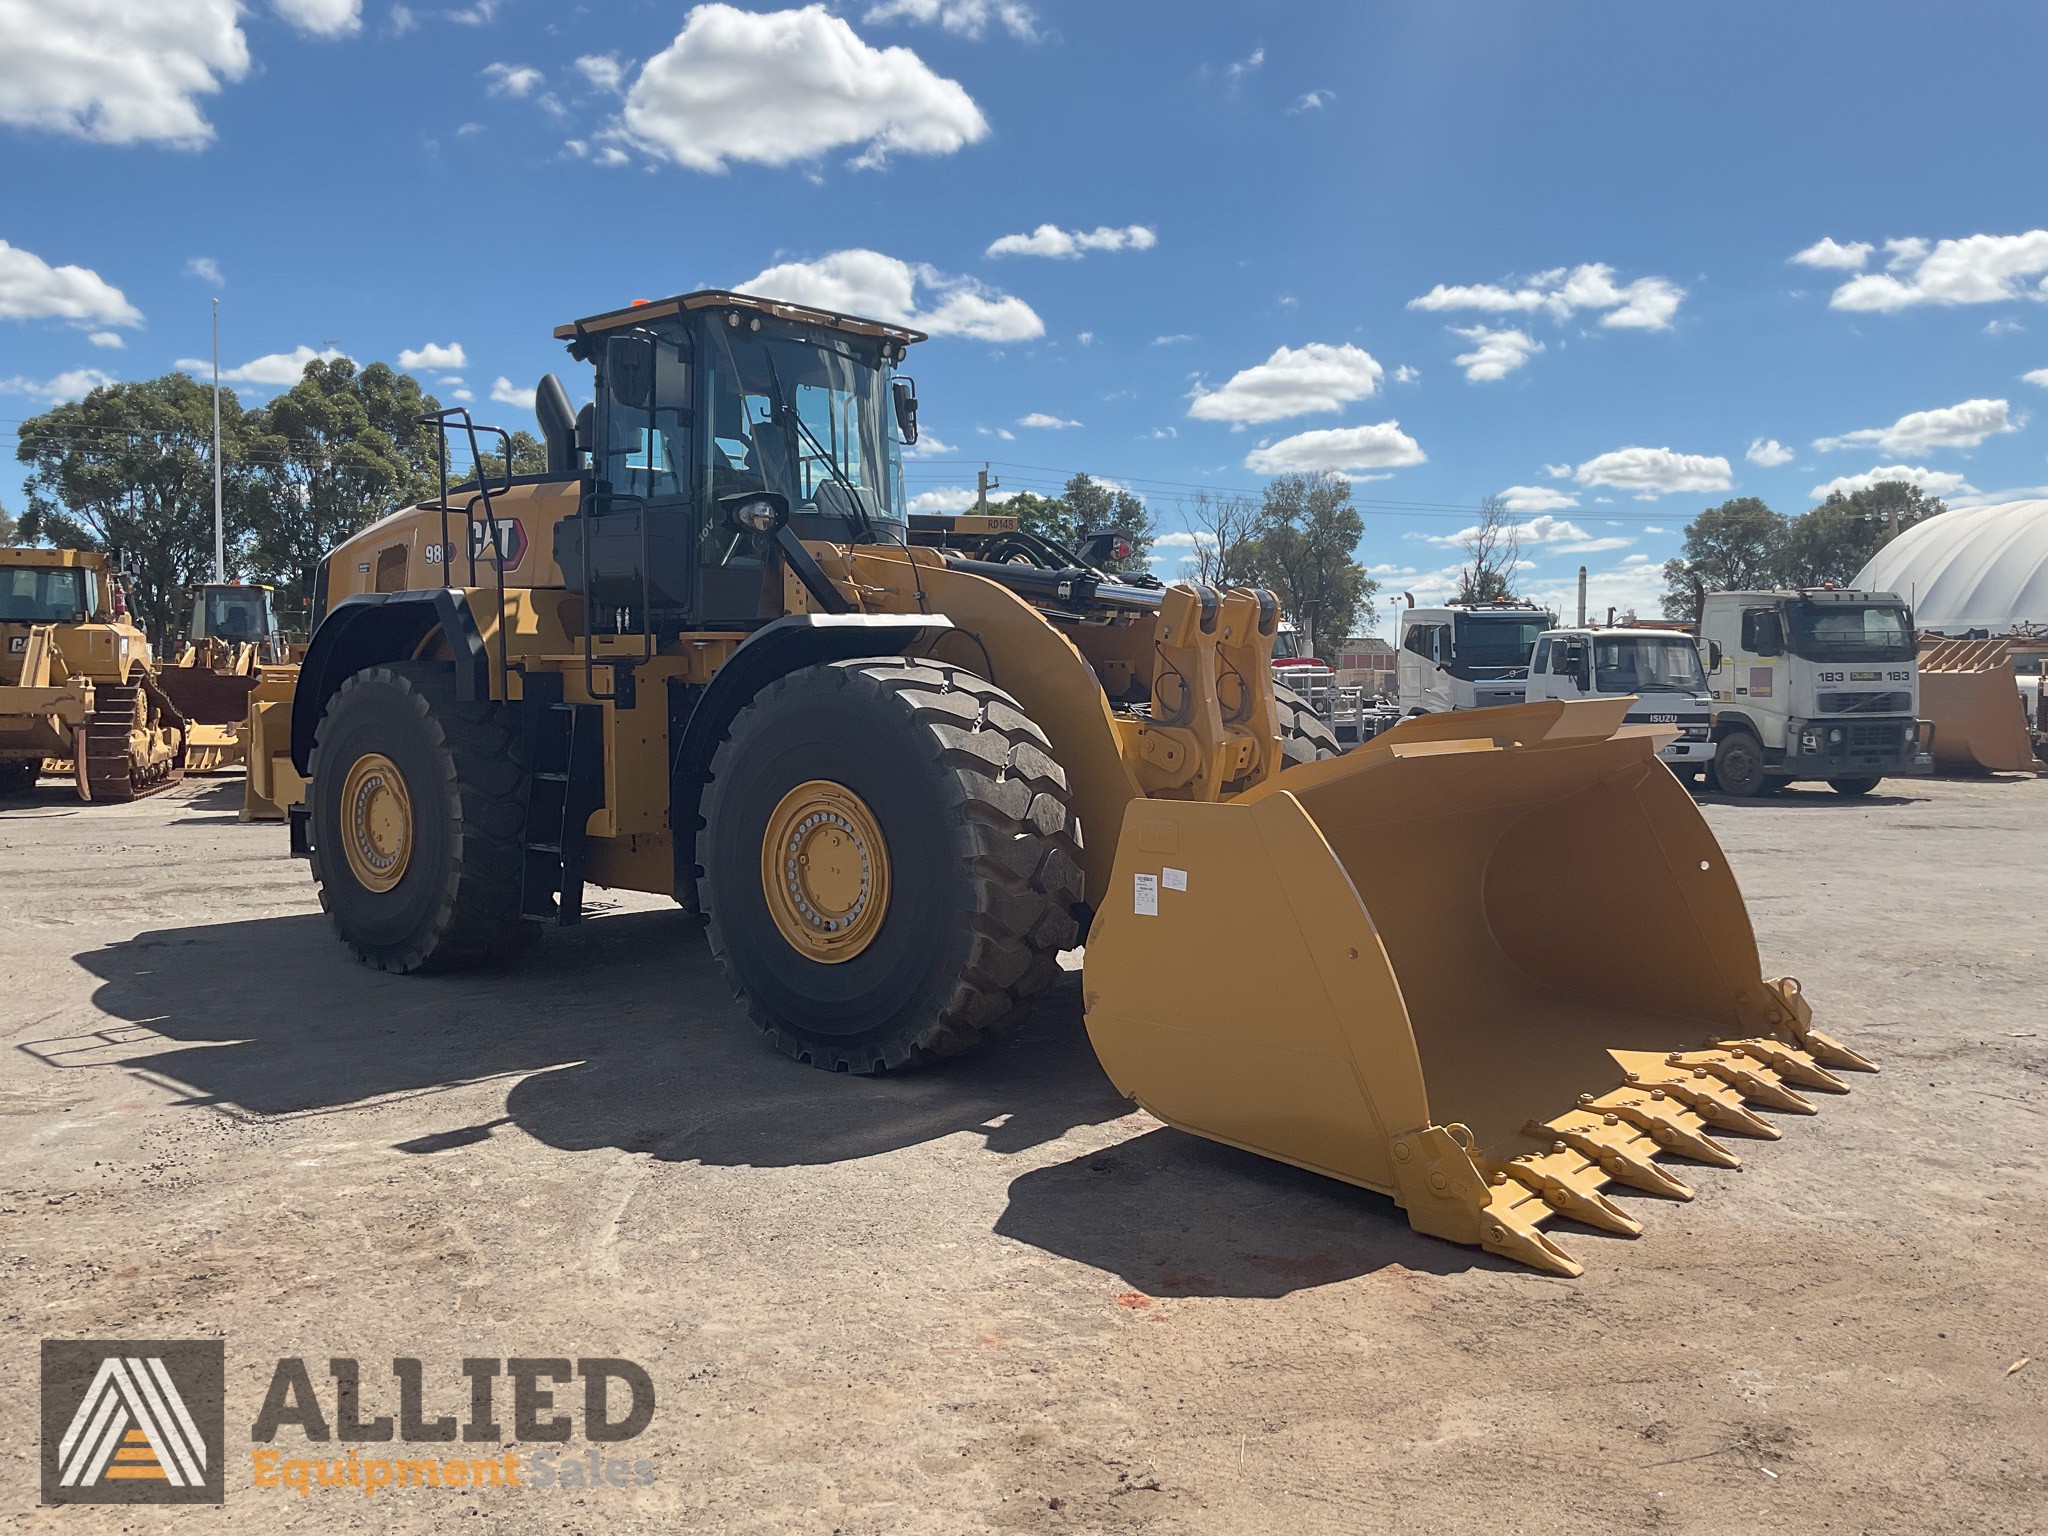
left=1082, top=698, right=1878, bottom=1278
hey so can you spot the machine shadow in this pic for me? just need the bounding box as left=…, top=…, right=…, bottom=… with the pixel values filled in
left=61, top=908, right=1133, bottom=1170
left=994, top=1127, right=1510, bottom=1296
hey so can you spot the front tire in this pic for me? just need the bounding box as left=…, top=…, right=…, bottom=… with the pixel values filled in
left=1710, top=730, right=1771, bottom=797
left=1830, top=775, right=1882, bottom=797
left=698, top=658, right=1083, bottom=1073
left=308, top=662, right=537, bottom=973
left=1273, top=683, right=1342, bottom=765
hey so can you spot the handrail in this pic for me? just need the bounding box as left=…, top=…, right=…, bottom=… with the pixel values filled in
left=418, top=408, right=516, bottom=690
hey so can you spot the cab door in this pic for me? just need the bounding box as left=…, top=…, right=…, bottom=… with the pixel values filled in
left=586, top=328, right=696, bottom=634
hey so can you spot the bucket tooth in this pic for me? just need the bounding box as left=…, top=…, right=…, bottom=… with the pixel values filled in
left=1490, top=1150, right=1642, bottom=1236
left=1611, top=1052, right=1782, bottom=1138
left=1764, top=977, right=1880, bottom=1073
left=1534, top=1112, right=1696, bottom=1200
left=1716, top=1036, right=1849, bottom=1094
left=1584, top=1089, right=1740, bottom=1168
left=1477, top=1190, right=1585, bottom=1278
left=1670, top=1050, right=1816, bottom=1115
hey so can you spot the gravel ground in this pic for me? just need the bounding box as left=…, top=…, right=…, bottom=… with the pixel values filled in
left=1, top=770, right=2042, bottom=1534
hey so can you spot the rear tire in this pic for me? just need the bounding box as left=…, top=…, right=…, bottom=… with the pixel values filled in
left=1273, top=683, right=1342, bottom=765
left=698, top=658, right=1084, bottom=1073
left=1830, top=775, right=1882, bottom=797
left=1710, top=730, right=1770, bottom=797
left=308, top=662, right=537, bottom=973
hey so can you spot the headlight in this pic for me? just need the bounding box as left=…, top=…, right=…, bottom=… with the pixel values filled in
left=731, top=497, right=781, bottom=533
left=1801, top=730, right=1820, bottom=752
left=1827, top=727, right=1843, bottom=745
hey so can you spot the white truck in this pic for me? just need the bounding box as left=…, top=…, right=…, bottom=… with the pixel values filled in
left=1522, top=625, right=1716, bottom=775
left=1697, top=587, right=1932, bottom=797
left=1395, top=601, right=1553, bottom=714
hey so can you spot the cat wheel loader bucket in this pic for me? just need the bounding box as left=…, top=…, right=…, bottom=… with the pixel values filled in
left=1084, top=698, right=1877, bottom=1277
left=1919, top=638, right=2038, bottom=774
left=239, top=663, right=305, bottom=823
left=157, top=660, right=261, bottom=773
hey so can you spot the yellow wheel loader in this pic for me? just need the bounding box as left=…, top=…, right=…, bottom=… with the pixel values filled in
left=269, top=290, right=1875, bottom=1275
left=0, top=547, right=186, bottom=801
left=158, top=582, right=290, bottom=773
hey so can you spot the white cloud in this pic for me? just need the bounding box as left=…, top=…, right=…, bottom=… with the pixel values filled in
left=450, top=387, right=474, bottom=402
left=863, top=0, right=1036, bottom=41
left=490, top=376, right=537, bottom=410
left=1018, top=411, right=1079, bottom=429
left=1497, top=484, right=1579, bottom=513
left=1146, top=426, right=1177, bottom=439
left=388, top=5, right=417, bottom=36
left=1450, top=325, right=1542, bottom=382
left=1573, top=447, right=1732, bottom=497
left=1244, top=421, right=1425, bottom=475
left=574, top=54, right=626, bottom=93
left=1291, top=89, right=1333, bottom=112
left=1809, top=465, right=1976, bottom=501
left=1409, top=263, right=1686, bottom=331
left=1393, top=364, right=1419, bottom=384
left=1829, top=230, right=2048, bottom=312
left=985, top=223, right=1155, bottom=259
left=900, top=431, right=955, bottom=457
left=906, top=484, right=1014, bottom=513
left=1746, top=437, right=1794, bottom=467
left=0, top=0, right=250, bottom=147
left=0, top=368, right=117, bottom=403
left=87, top=331, right=124, bottom=349
left=483, top=62, right=543, bottom=97
left=2023, top=368, right=2048, bottom=388
left=173, top=345, right=345, bottom=387
left=620, top=4, right=986, bottom=173
left=448, top=0, right=501, bottom=23
left=1186, top=342, right=1382, bottom=425
left=399, top=341, right=467, bottom=370
left=1813, top=398, right=2016, bottom=454
left=739, top=249, right=1041, bottom=342
left=1421, top=512, right=1625, bottom=554
left=1788, top=237, right=1872, bottom=271
left=272, top=0, right=361, bottom=37
left=1642, top=525, right=1668, bottom=534
left=1542, top=462, right=1572, bottom=480
left=1986, top=318, right=2024, bottom=336
left=1153, top=333, right=1193, bottom=346
left=186, top=256, right=225, bottom=287
left=1224, top=46, right=1263, bottom=88
left=0, top=242, right=143, bottom=329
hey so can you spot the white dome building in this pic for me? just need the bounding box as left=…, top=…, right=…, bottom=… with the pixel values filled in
left=1853, top=499, right=2048, bottom=633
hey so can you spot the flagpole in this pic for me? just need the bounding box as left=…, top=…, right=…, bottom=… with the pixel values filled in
left=211, top=297, right=224, bottom=584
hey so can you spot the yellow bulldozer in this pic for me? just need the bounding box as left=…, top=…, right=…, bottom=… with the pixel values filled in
left=158, top=581, right=292, bottom=773
left=0, top=547, right=186, bottom=800
left=257, top=289, right=1875, bottom=1275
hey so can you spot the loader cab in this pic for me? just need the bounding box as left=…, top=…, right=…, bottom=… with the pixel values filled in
left=557, top=291, right=922, bottom=635
left=188, top=583, right=281, bottom=648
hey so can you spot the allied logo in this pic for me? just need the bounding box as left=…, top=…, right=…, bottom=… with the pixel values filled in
left=41, top=1340, right=225, bottom=1505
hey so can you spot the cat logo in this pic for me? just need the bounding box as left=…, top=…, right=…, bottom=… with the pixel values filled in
left=41, top=1340, right=224, bottom=1505
left=7, top=635, right=24, bottom=654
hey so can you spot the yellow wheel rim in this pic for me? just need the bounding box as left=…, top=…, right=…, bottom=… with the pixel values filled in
left=339, top=751, right=414, bottom=894
left=761, top=780, right=892, bottom=964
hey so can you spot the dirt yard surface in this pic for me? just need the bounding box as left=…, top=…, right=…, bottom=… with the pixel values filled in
left=1, top=771, right=2042, bottom=1534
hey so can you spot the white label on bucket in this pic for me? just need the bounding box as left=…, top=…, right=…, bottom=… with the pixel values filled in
left=1162, top=867, right=1187, bottom=892
left=1133, top=873, right=1159, bottom=916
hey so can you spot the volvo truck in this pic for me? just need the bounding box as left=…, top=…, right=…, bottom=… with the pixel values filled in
left=1395, top=601, right=1553, bottom=713
left=1698, top=587, right=1932, bottom=796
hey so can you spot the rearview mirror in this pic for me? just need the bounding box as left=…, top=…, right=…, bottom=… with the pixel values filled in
left=1708, top=639, right=1723, bottom=669
left=608, top=336, right=655, bottom=411
left=892, top=376, right=919, bottom=445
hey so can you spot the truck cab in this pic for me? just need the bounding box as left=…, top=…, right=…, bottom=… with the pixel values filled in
left=1697, top=588, right=1932, bottom=797
left=1524, top=626, right=1714, bottom=775
left=1396, top=601, right=1552, bottom=713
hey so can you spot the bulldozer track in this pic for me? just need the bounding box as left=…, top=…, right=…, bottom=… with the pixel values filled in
left=79, top=684, right=186, bottom=803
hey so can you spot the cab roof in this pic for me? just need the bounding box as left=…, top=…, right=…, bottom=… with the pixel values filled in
left=553, top=289, right=927, bottom=348
left=0, top=547, right=106, bottom=570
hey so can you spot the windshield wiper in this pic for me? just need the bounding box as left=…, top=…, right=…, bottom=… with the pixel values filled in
left=760, top=348, right=876, bottom=542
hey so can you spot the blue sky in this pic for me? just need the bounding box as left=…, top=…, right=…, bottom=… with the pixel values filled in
left=4, top=0, right=2047, bottom=629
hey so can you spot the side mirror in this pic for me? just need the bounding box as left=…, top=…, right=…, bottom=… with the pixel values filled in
left=720, top=491, right=789, bottom=534
left=891, top=376, right=919, bottom=445
left=1707, top=640, right=1723, bottom=670
left=609, top=337, right=655, bottom=412
left=1077, top=529, right=1136, bottom=568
